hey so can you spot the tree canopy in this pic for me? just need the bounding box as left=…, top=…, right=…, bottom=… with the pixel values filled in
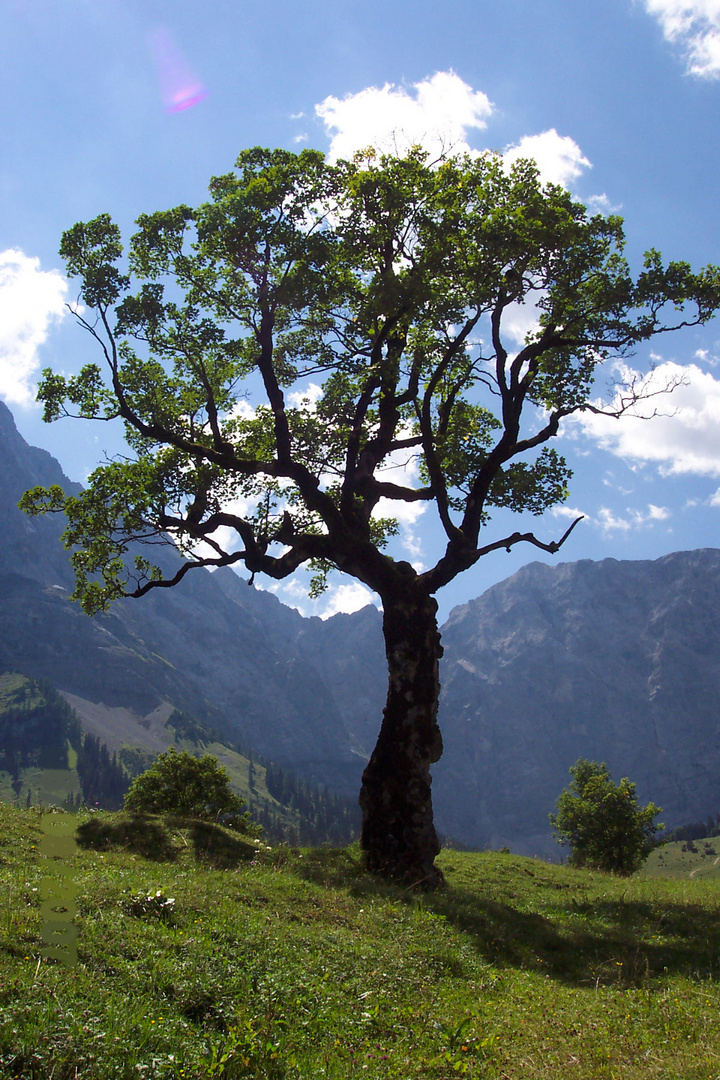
left=20, top=146, right=720, bottom=883
left=550, top=758, right=663, bottom=875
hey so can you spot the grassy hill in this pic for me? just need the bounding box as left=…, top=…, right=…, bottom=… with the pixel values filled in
left=1, top=804, right=720, bottom=1078
left=643, top=835, right=720, bottom=882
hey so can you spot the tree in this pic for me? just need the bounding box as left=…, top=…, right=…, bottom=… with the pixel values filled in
left=20, top=147, right=720, bottom=885
left=123, top=746, right=252, bottom=830
left=550, top=759, right=663, bottom=875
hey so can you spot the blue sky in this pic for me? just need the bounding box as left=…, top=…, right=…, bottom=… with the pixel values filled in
left=1, top=0, right=719, bottom=622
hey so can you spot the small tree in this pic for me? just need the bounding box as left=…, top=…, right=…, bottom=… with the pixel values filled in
left=124, top=746, right=254, bottom=831
left=550, top=759, right=663, bottom=875
left=20, top=147, right=720, bottom=884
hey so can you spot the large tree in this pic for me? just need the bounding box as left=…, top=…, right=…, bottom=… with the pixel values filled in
left=21, top=147, right=720, bottom=885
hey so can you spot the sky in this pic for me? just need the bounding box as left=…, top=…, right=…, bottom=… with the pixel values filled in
left=1, top=0, right=719, bottom=623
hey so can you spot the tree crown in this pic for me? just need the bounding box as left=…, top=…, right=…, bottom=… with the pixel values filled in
left=123, top=746, right=252, bottom=830
left=550, top=758, right=663, bottom=875
left=20, top=147, right=720, bottom=611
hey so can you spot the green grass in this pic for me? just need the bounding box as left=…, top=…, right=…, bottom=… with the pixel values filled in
left=1, top=803, right=720, bottom=1079
left=643, top=836, right=720, bottom=881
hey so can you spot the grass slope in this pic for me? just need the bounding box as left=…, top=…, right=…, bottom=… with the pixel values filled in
left=1, top=803, right=720, bottom=1079
left=643, top=837, right=720, bottom=882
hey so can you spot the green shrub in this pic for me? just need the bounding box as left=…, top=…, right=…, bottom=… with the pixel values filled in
left=550, top=758, right=663, bottom=876
left=123, top=746, right=256, bottom=833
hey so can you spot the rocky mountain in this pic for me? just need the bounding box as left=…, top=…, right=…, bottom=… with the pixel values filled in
left=0, top=399, right=383, bottom=789
left=1, top=399, right=718, bottom=856
left=434, top=550, right=720, bottom=855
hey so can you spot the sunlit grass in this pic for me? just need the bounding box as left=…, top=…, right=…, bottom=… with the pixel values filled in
left=1, top=804, right=719, bottom=1078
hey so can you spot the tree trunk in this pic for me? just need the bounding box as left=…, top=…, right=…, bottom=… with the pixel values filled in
left=359, top=582, right=444, bottom=887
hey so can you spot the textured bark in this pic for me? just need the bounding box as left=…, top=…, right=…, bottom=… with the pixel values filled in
left=359, top=584, right=444, bottom=887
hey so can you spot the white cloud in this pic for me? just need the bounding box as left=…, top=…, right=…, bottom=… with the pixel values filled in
left=316, top=70, right=494, bottom=163
left=373, top=443, right=428, bottom=568
left=552, top=504, right=589, bottom=522
left=575, top=361, right=720, bottom=476
left=286, top=382, right=322, bottom=409
left=596, top=504, right=670, bottom=533
left=321, top=581, right=377, bottom=617
left=315, top=72, right=593, bottom=201
left=553, top=502, right=670, bottom=533
left=0, top=249, right=69, bottom=407
left=502, top=295, right=544, bottom=348
left=643, top=0, right=720, bottom=76
left=503, top=129, right=591, bottom=188
left=586, top=193, right=621, bottom=215
left=694, top=346, right=720, bottom=366
left=267, top=576, right=377, bottom=619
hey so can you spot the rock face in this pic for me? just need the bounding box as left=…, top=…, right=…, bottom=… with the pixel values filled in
left=1, top=399, right=719, bottom=855
left=433, top=552, right=720, bottom=855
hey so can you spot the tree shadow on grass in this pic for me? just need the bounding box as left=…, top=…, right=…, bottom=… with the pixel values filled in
left=75, top=814, right=180, bottom=862
left=294, top=848, right=720, bottom=988
left=186, top=820, right=258, bottom=870
left=422, top=887, right=720, bottom=988
left=74, top=813, right=259, bottom=870
left=287, top=847, right=390, bottom=894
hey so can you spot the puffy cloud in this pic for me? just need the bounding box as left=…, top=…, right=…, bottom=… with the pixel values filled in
left=267, top=576, right=377, bottom=619
left=595, top=504, right=670, bottom=533
left=315, top=72, right=593, bottom=201
left=575, top=361, right=720, bottom=476
left=502, top=129, right=591, bottom=188
left=501, top=295, right=544, bottom=348
left=316, top=70, right=494, bottom=163
left=286, top=382, right=323, bottom=409
left=551, top=502, right=671, bottom=533
left=0, top=249, right=69, bottom=407
left=320, top=581, right=377, bottom=617
left=373, top=443, right=428, bottom=569
left=643, top=0, right=720, bottom=77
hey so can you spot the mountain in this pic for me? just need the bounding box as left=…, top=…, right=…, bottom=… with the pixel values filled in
left=1, top=399, right=719, bottom=857
left=434, top=549, right=720, bottom=855
left=0, top=399, right=383, bottom=791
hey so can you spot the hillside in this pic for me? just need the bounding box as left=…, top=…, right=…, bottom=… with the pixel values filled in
left=643, top=835, right=720, bottom=881
left=0, top=671, right=358, bottom=846
left=2, top=803, right=720, bottom=1079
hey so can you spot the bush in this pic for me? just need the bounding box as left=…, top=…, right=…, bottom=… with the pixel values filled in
left=550, top=759, right=663, bottom=876
left=123, top=747, right=257, bottom=833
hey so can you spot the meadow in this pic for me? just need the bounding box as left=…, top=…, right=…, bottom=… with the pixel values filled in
left=1, top=803, right=719, bottom=1079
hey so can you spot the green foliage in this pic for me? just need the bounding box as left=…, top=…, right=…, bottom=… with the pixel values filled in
left=75, top=733, right=129, bottom=810
left=19, top=147, right=720, bottom=613
left=123, top=746, right=254, bottom=832
left=0, top=671, right=82, bottom=776
left=124, top=886, right=176, bottom=922
left=257, top=759, right=360, bottom=846
left=550, top=758, right=663, bottom=875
